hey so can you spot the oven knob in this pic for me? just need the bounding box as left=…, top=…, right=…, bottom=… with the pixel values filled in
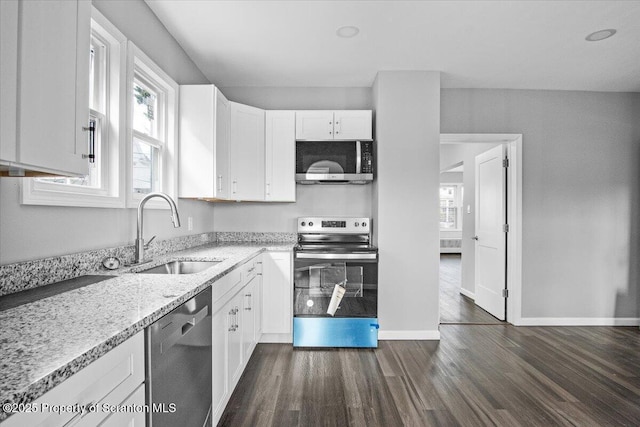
left=301, top=222, right=306, bottom=226
left=308, top=222, right=314, bottom=226
left=354, top=222, right=359, bottom=227
left=362, top=222, right=367, bottom=227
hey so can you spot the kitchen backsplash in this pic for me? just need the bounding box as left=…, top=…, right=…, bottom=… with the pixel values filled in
left=216, top=231, right=297, bottom=243
left=0, top=232, right=217, bottom=297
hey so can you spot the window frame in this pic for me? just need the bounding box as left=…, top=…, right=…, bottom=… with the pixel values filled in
left=125, top=42, right=178, bottom=210
left=21, top=7, right=126, bottom=208
left=439, top=183, right=464, bottom=232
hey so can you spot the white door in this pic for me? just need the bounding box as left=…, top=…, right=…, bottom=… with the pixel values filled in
left=214, top=88, right=231, bottom=199
left=265, top=111, right=296, bottom=201
left=474, top=145, right=507, bottom=320
left=295, top=111, right=334, bottom=140
left=18, top=0, right=91, bottom=175
left=333, top=110, right=372, bottom=140
left=229, top=102, right=265, bottom=200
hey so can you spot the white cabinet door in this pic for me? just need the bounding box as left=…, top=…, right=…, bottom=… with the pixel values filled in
left=212, top=305, right=229, bottom=422
left=229, top=102, right=265, bottom=201
left=5, top=0, right=91, bottom=176
left=262, top=251, right=292, bottom=335
left=265, top=111, right=296, bottom=202
left=0, top=0, right=19, bottom=165
left=295, top=111, right=334, bottom=140
left=179, top=85, right=215, bottom=198
left=1, top=332, right=144, bottom=427
left=242, top=276, right=257, bottom=362
left=97, top=385, right=145, bottom=427
left=226, top=292, right=244, bottom=391
left=333, top=110, right=372, bottom=140
left=179, top=85, right=230, bottom=199
left=215, top=89, right=231, bottom=199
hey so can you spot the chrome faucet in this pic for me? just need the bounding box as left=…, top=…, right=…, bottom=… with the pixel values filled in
left=135, top=192, right=181, bottom=264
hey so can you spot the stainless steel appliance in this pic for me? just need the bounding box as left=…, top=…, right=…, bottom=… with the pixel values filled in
left=295, top=140, right=374, bottom=184
left=293, top=217, right=379, bottom=347
left=147, top=288, right=212, bottom=427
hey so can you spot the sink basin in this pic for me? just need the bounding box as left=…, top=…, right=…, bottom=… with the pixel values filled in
left=138, top=260, right=221, bottom=275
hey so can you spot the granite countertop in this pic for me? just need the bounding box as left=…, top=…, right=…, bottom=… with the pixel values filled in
left=0, top=242, right=294, bottom=421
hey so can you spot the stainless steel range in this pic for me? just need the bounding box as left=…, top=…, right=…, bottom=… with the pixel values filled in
left=293, top=217, right=379, bottom=347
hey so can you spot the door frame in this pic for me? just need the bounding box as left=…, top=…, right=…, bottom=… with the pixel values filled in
left=440, top=133, right=523, bottom=325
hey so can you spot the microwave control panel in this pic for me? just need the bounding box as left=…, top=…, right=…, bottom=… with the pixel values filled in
left=361, top=141, right=373, bottom=174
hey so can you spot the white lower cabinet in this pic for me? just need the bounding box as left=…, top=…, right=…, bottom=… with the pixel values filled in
left=1, top=332, right=144, bottom=427
left=261, top=251, right=293, bottom=341
left=98, top=384, right=145, bottom=427
left=212, top=253, right=265, bottom=425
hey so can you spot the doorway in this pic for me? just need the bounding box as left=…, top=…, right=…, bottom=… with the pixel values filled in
left=438, top=134, right=523, bottom=325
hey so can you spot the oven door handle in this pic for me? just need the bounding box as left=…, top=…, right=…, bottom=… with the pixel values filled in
left=295, top=252, right=377, bottom=260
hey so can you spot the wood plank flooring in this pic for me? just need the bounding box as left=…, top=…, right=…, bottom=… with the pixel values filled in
left=439, top=254, right=502, bottom=324
left=220, top=326, right=640, bottom=426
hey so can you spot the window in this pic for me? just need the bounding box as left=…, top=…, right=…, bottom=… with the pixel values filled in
left=22, top=8, right=126, bottom=208
left=126, top=42, right=178, bottom=208
left=440, top=184, right=463, bottom=230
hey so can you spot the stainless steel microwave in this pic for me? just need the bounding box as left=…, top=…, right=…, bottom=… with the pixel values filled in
left=295, top=140, right=374, bottom=184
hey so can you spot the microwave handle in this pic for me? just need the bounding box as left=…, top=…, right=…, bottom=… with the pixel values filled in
left=356, top=141, right=362, bottom=174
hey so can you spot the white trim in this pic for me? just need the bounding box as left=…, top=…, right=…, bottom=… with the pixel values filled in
left=439, top=133, right=523, bottom=326
left=517, top=317, right=640, bottom=326
left=379, top=330, right=441, bottom=340
left=125, top=41, right=179, bottom=210
left=259, top=333, right=292, bottom=343
left=459, top=288, right=475, bottom=300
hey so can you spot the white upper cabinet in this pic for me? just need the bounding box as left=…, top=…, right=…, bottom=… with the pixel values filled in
left=0, top=0, right=91, bottom=176
left=229, top=102, right=265, bottom=201
left=333, top=110, right=373, bottom=140
left=295, top=110, right=372, bottom=141
left=215, top=90, right=231, bottom=199
left=179, top=85, right=230, bottom=199
left=295, top=110, right=334, bottom=140
left=265, top=111, right=296, bottom=202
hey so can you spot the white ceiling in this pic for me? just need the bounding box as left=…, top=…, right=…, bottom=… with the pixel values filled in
left=146, top=0, right=640, bottom=92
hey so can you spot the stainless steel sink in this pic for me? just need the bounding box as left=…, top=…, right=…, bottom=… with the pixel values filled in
left=138, top=260, right=221, bottom=275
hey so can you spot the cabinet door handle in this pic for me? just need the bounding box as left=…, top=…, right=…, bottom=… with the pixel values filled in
left=266, top=182, right=270, bottom=196
left=232, top=180, right=237, bottom=194
left=228, top=309, right=235, bottom=331
left=81, top=120, right=96, bottom=163
left=218, top=175, right=223, bottom=191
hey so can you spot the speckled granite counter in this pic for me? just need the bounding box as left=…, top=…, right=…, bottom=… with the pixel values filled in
left=0, top=242, right=294, bottom=421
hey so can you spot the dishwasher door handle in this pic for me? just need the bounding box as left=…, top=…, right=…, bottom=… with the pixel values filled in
left=182, top=305, right=209, bottom=336
left=161, top=305, right=209, bottom=353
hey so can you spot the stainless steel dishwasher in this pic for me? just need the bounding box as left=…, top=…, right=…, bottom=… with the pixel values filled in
left=147, top=287, right=212, bottom=427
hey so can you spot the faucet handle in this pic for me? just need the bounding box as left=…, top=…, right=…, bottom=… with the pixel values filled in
left=144, top=235, right=156, bottom=249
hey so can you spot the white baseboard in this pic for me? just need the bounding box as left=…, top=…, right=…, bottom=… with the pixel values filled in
left=379, top=330, right=440, bottom=340
left=459, top=288, right=475, bottom=300
left=259, top=333, right=292, bottom=343
left=516, top=317, right=640, bottom=326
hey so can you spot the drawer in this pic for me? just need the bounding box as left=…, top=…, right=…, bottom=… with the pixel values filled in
left=1, top=332, right=144, bottom=427
left=212, top=267, right=242, bottom=305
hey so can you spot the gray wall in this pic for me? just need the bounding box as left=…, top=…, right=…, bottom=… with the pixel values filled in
left=439, top=171, right=463, bottom=183
left=441, top=89, right=640, bottom=319
left=0, top=0, right=213, bottom=264
left=440, top=143, right=500, bottom=296
left=213, top=87, right=373, bottom=232
left=374, top=71, right=441, bottom=335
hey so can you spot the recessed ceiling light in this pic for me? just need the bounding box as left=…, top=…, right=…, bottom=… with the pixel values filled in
left=585, top=29, right=617, bottom=42
left=336, top=26, right=359, bottom=38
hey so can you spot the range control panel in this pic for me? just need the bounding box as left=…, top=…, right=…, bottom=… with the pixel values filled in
left=297, top=217, right=370, bottom=234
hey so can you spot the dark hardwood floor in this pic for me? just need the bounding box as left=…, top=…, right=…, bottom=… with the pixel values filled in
left=439, top=254, right=502, bottom=324
left=220, top=326, right=640, bottom=426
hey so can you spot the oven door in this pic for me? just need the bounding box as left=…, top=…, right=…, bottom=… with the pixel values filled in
left=293, top=252, right=378, bottom=318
